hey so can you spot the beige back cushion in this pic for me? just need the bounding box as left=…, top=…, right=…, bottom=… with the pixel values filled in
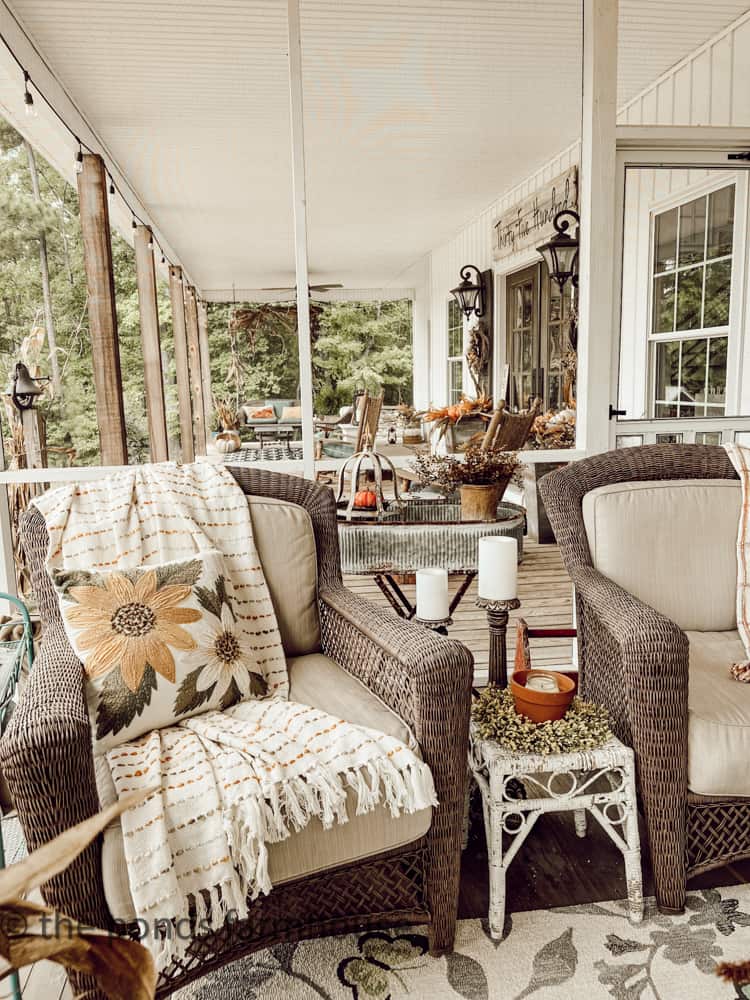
left=582, top=479, right=740, bottom=632
left=248, top=496, right=320, bottom=655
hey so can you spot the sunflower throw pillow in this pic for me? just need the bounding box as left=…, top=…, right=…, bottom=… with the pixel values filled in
left=52, top=550, right=268, bottom=753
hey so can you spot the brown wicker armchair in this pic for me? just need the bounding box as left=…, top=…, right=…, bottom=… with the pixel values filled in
left=0, top=467, right=473, bottom=998
left=540, top=444, right=746, bottom=914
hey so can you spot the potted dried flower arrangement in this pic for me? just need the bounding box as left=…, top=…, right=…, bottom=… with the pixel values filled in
left=420, top=394, right=493, bottom=452
left=214, top=399, right=241, bottom=454
left=411, top=444, right=519, bottom=521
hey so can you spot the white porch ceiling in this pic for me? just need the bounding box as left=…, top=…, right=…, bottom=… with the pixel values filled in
left=3, top=0, right=750, bottom=296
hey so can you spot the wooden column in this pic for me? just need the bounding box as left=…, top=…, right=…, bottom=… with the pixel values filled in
left=197, top=299, right=214, bottom=432
left=133, top=226, right=169, bottom=462
left=287, top=0, right=316, bottom=479
left=168, top=266, right=194, bottom=463
left=577, top=0, right=618, bottom=456
left=76, top=153, right=128, bottom=465
left=184, top=286, right=207, bottom=455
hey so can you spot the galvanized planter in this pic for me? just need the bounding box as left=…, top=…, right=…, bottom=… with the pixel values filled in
left=338, top=499, right=525, bottom=575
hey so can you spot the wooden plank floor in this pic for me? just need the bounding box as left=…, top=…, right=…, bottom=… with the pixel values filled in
left=344, top=536, right=575, bottom=686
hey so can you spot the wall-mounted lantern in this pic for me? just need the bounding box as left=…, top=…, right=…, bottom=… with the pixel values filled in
left=8, top=362, right=49, bottom=411
left=536, top=210, right=580, bottom=291
left=450, top=264, right=486, bottom=320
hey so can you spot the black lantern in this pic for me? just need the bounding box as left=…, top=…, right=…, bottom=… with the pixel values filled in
left=8, top=363, right=49, bottom=411
left=450, top=265, right=485, bottom=320
left=536, top=210, right=580, bottom=291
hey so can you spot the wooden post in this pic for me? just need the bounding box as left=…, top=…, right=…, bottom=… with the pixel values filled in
left=76, top=153, right=128, bottom=465
left=133, top=226, right=169, bottom=462
left=287, top=0, right=315, bottom=479
left=20, top=410, right=46, bottom=470
left=576, top=0, right=618, bottom=456
left=184, top=286, right=207, bottom=455
left=168, top=266, right=194, bottom=463
left=197, top=299, right=214, bottom=433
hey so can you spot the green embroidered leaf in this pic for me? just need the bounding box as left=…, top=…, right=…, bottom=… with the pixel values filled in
left=174, top=665, right=214, bottom=717
left=155, top=559, right=203, bottom=589
left=96, top=666, right=158, bottom=740
left=52, top=569, right=104, bottom=597
left=195, top=581, right=223, bottom=618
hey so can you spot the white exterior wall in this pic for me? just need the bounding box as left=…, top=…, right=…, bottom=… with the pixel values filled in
left=421, top=11, right=750, bottom=423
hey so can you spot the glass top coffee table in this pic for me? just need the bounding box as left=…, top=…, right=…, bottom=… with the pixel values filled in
left=337, top=498, right=525, bottom=620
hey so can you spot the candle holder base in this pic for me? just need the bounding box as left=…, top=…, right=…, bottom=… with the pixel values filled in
left=476, top=596, right=521, bottom=688
left=415, top=615, right=453, bottom=637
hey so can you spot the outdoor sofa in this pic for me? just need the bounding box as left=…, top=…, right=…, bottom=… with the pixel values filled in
left=241, top=398, right=302, bottom=437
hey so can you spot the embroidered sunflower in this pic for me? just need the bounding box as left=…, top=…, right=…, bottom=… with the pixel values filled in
left=65, top=570, right=201, bottom=692
left=189, top=603, right=267, bottom=700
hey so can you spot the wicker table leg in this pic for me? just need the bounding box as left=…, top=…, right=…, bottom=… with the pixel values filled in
left=622, top=756, right=644, bottom=924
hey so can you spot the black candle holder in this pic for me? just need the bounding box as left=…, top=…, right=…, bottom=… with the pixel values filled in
left=476, top=596, right=521, bottom=687
left=414, top=615, right=453, bottom=637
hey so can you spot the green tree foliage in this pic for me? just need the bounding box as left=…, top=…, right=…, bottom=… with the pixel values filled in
left=1, top=114, right=412, bottom=464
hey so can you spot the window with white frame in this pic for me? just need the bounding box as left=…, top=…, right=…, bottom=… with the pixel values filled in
left=650, top=183, right=734, bottom=418
left=447, top=298, right=464, bottom=403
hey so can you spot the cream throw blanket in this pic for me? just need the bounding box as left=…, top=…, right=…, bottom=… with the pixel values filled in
left=726, top=443, right=750, bottom=678
left=33, top=462, right=436, bottom=968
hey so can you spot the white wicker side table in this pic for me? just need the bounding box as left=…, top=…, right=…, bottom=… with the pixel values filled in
left=469, top=727, right=644, bottom=939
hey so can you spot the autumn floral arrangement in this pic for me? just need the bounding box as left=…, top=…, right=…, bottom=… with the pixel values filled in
left=420, top=394, right=493, bottom=444
left=529, top=406, right=576, bottom=449
left=411, top=444, right=519, bottom=493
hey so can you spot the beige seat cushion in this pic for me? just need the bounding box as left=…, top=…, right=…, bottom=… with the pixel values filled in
left=100, top=654, right=429, bottom=922
left=582, top=479, right=740, bottom=632
left=247, top=496, right=320, bottom=656
left=688, top=630, right=750, bottom=797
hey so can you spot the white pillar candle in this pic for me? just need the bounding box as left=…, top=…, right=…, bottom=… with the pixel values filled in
left=478, top=536, right=518, bottom=601
left=416, top=568, right=450, bottom=621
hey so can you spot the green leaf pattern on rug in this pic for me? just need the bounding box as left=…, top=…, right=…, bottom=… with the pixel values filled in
left=445, top=951, right=489, bottom=1000
left=515, top=927, right=577, bottom=999
left=338, top=931, right=429, bottom=1000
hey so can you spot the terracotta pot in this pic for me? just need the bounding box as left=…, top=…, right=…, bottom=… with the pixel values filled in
left=510, top=669, right=576, bottom=723
left=459, top=483, right=498, bottom=522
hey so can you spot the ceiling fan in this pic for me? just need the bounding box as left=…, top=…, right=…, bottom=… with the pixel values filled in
left=259, top=283, right=343, bottom=294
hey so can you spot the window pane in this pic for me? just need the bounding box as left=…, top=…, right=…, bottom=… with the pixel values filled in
left=654, top=208, right=677, bottom=273
left=655, top=403, right=678, bottom=417
left=675, top=265, right=703, bottom=331
left=706, top=337, right=727, bottom=411
left=680, top=338, right=707, bottom=409
left=449, top=359, right=462, bottom=402
left=514, top=287, right=523, bottom=328
left=678, top=196, right=706, bottom=267
left=695, top=431, right=722, bottom=445
left=521, top=374, right=533, bottom=409
left=549, top=283, right=561, bottom=322
left=655, top=340, right=680, bottom=404
left=704, top=258, right=731, bottom=328
left=652, top=274, right=675, bottom=333
left=707, top=185, right=735, bottom=258
left=522, top=331, right=533, bottom=368
left=521, top=283, right=533, bottom=325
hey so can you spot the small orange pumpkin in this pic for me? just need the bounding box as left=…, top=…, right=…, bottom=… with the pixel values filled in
left=354, top=489, right=377, bottom=509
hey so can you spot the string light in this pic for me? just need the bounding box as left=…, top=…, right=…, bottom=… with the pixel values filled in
left=23, top=70, right=36, bottom=118
left=147, top=230, right=154, bottom=250
left=1, top=31, right=187, bottom=279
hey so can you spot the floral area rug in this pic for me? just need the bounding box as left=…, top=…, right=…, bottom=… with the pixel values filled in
left=177, top=885, right=750, bottom=1000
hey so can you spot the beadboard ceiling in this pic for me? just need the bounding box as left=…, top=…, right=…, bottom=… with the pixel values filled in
left=2, top=0, right=749, bottom=295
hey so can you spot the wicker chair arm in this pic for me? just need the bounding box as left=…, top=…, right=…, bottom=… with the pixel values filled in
left=319, top=584, right=473, bottom=952
left=0, top=628, right=111, bottom=931
left=570, top=564, right=690, bottom=911
left=319, top=585, right=474, bottom=732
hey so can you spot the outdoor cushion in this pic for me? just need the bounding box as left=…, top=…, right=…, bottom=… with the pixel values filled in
left=687, top=629, right=750, bottom=796
left=248, top=406, right=275, bottom=420
left=99, top=653, right=430, bottom=922
left=52, top=550, right=268, bottom=754
left=280, top=405, right=302, bottom=422
left=247, top=496, right=320, bottom=656
left=582, top=479, right=740, bottom=632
